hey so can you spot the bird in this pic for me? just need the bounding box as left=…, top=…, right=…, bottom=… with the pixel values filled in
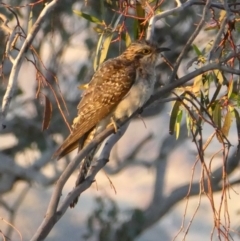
left=53, top=40, right=169, bottom=207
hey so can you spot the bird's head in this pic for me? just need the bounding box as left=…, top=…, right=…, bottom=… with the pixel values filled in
left=120, top=41, right=170, bottom=66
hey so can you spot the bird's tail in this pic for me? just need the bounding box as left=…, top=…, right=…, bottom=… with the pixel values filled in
left=70, top=127, right=98, bottom=208
left=69, top=148, right=97, bottom=208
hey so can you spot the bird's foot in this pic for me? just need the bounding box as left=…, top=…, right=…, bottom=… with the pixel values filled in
left=108, top=117, right=119, bottom=133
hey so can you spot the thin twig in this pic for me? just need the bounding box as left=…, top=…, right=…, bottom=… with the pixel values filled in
left=0, top=0, right=60, bottom=129
left=169, top=0, right=212, bottom=83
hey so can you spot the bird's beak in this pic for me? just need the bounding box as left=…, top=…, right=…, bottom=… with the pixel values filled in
left=156, top=47, right=170, bottom=53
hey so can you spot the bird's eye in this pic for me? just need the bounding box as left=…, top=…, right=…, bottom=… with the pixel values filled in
left=141, top=48, right=151, bottom=55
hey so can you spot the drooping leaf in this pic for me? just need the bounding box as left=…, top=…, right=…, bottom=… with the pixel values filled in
left=227, top=79, right=233, bottom=99
left=213, top=102, right=221, bottom=129
left=234, top=109, right=240, bottom=150
left=213, top=103, right=223, bottom=143
left=100, top=34, right=113, bottom=64
left=186, top=112, right=191, bottom=136
left=221, top=110, right=232, bottom=137
left=169, top=101, right=181, bottom=135
left=73, top=10, right=103, bottom=25
left=124, top=31, right=132, bottom=47
left=41, top=94, right=52, bottom=131
left=94, top=33, right=113, bottom=71
left=93, top=33, right=104, bottom=71
left=175, top=109, right=183, bottom=139
left=93, top=13, right=122, bottom=71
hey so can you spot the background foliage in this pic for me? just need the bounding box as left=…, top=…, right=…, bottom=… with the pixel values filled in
left=1, top=0, right=240, bottom=240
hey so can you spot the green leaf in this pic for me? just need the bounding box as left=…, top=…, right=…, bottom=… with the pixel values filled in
left=94, top=33, right=113, bottom=71
left=93, top=33, right=104, bottom=71
left=73, top=10, right=103, bottom=25
left=221, top=110, right=232, bottom=137
left=175, top=109, right=183, bottom=139
left=121, top=31, right=132, bottom=47
left=93, top=12, right=122, bottom=70
left=125, top=31, right=132, bottom=47
left=186, top=112, right=191, bottom=136
left=230, top=92, right=240, bottom=107
left=213, top=103, right=221, bottom=129
left=169, top=101, right=181, bottom=135
left=227, top=79, right=233, bottom=99
left=192, top=44, right=202, bottom=56
left=100, top=34, right=113, bottom=64
left=234, top=109, right=240, bottom=149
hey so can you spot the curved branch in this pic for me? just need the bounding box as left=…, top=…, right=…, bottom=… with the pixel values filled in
left=113, top=148, right=240, bottom=240
left=30, top=122, right=130, bottom=240
left=30, top=54, right=240, bottom=240
left=146, top=0, right=200, bottom=42
left=30, top=122, right=129, bottom=241
left=169, top=0, right=212, bottom=83
left=148, top=60, right=240, bottom=105
left=146, top=0, right=239, bottom=43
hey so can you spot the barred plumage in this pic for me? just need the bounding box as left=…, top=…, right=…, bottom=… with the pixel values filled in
left=53, top=41, right=169, bottom=208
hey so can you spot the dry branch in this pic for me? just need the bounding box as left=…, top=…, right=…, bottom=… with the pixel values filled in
left=0, top=0, right=60, bottom=129
left=30, top=52, right=240, bottom=239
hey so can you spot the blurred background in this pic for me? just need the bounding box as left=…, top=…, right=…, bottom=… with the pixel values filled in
left=0, top=1, right=240, bottom=240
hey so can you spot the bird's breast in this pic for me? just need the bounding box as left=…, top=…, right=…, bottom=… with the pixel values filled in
left=113, top=70, right=156, bottom=120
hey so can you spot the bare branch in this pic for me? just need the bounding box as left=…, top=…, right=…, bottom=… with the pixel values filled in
left=0, top=0, right=60, bottom=129
left=113, top=148, right=240, bottom=240
left=30, top=122, right=130, bottom=240
left=146, top=0, right=240, bottom=43
left=149, top=59, right=240, bottom=105
left=29, top=46, right=240, bottom=239
left=0, top=13, right=12, bottom=33
left=0, top=151, right=57, bottom=187
left=146, top=0, right=199, bottom=42
left=169, top=0, right=212, bottom=83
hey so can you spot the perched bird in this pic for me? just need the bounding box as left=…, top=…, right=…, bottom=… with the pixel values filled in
left=53, top=41, right=169, bottom=207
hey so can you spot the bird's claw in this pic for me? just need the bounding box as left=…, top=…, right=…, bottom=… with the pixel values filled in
left=110, top=117, right=119, bottom=133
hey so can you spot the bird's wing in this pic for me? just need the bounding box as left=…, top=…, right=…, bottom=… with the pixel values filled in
left=53, top=58, right=136, bottom=159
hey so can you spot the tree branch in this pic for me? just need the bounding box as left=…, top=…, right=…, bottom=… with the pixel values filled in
left=146, top=0, right=239, bottom=44
left=169, top=0, right=212, bottom=83
left=29, top=50, right=240, bottom=239
left=0, top=0, right=60, bottom=129
left=113, top=148, right=240, bottom=240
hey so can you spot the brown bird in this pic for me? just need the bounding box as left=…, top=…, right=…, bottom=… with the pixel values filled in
left=53, top=41, right=169, bottom=207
